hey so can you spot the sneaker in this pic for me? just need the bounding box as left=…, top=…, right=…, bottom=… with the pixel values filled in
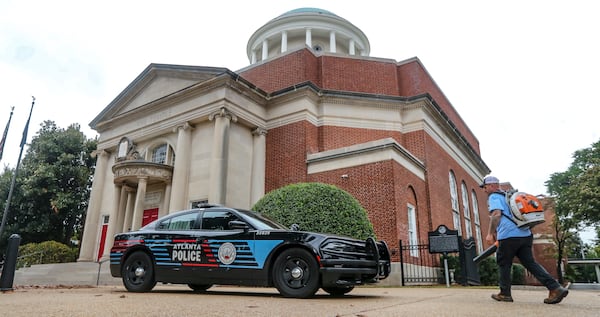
left=544, top=286, right=568, bottom=304
left=491, top=293, right=513, bottom=302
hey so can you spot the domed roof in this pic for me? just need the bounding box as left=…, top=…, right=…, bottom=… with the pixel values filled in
left=276, top=7, right=339, bottom=19
left=247, top=7, right=370, bottom=64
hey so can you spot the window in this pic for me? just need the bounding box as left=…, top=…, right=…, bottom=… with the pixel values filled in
left=151, top=144, right=167, bottom=164
left=201, top=210, right=241, bottom=230
left=157, top=212, right=198, bottom=230
left=407, top=204, right=419, bottom=257
left=461, top=183, right=472, bottom=239
left=449, top=171, right=462, bottom=235
left=471, top=190, right=483, bottom=254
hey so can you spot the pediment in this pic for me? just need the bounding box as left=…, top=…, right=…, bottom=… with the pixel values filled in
left=90, top=64, right=228, bottom=129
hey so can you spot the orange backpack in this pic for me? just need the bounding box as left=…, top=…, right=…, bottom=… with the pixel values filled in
left=503, top=190, right=545, bottom=228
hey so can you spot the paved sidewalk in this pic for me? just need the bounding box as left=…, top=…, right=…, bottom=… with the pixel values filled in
left=1, top=284, right=598, bottom=317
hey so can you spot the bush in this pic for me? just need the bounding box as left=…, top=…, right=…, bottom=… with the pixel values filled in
left=478, top=257, right=499, bottom=286
left=444, top=254, right=498, bottom=286
left=511, top=263, right=526, bottom=285
left=17, top=240, right=78, bottom=268
left=252, top=182, right=375, bottom=240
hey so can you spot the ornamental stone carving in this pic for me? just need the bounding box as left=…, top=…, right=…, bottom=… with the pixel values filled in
left=112, top=161, right=173, bottom=184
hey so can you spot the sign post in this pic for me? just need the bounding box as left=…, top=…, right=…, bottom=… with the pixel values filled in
left=428, top=225, right=460, bottom=287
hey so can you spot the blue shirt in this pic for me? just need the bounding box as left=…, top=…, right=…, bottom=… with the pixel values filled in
left=488, top=192, right=531, bottom=240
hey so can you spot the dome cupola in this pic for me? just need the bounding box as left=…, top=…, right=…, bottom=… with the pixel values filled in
left=247, top=7, right=370, bottom=64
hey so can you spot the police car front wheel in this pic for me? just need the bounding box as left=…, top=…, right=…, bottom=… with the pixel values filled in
left=272, top=248, right=320, bottom=298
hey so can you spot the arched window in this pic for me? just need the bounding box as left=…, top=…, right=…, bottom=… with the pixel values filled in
left=471, top=190, right=483, bottom=253
left=461, top=182, right=472, bottom=238
left=406, top=186, right=419, bottom=257
left=150, top=143, right=175, bottom=165
left=407, top=203, right=418, bottom=257
left=449, top=171, right=462, bottom=235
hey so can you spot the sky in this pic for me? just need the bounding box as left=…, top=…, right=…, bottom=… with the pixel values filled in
left=1, top=1, right=598, bottom=240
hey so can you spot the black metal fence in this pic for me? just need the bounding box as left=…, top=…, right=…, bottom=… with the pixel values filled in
left=399, top=240, right=442, bottom=286
left=399, top=238, right=481, bottom=286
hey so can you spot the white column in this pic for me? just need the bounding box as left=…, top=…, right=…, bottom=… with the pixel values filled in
left=261, top=39, right=269, bottom=61
left=161, top=183, right=172, bottom=217
left=329, top=31, right=336, bottom=53
left=115, top=185, right=128, bottom=234
left=281, top=31, right=288, bottom=53
left=131, top=176, right=148, bottom=231
left=349, top=39, right=355, bottom=55
left=169, top=122, right=192, bottom=212
left=78, top=150, right=109, bottom=262
left=102, top=184, right=122, bottom=260
left=305, top=28, right=312, bottom=47
left=250, top=128, right=267, bottom=205
left=251, top=51, right=257, bottom=64
left=122, top=188, right=135, bottom=232
left=208, top=108, right=237, bottom=205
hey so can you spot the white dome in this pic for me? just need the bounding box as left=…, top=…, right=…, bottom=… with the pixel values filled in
left=247, top=7, right=370, bottom=64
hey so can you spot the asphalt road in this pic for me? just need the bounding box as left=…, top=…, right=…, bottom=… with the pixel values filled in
left=1, top=284, right=598, bottom=317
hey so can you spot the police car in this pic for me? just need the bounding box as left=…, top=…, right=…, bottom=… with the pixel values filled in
left=110, top=204, right=391, bottom=298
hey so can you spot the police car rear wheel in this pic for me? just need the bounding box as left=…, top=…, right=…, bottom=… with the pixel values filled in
left=188, top=284, right=213, bottom=292
left=272, top=248, right=319, bottom=298
left=122, top=251, right=156, bottom=292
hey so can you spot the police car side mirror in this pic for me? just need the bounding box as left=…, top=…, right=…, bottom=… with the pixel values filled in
left=229, top=220, right=249, bottom=231
left=290, top=223, right=300, bottom=231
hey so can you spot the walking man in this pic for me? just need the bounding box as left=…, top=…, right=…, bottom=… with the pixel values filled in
left=482, top=175, right=568, bottom=304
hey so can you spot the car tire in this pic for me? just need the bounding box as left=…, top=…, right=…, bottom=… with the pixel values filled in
left=121, top=251, right=157, bottom=292
left=188, top=284, right=213, bottom=292
left=272, top=248, right=320, bottom=298
left=322, top=286, right=354, bottom=296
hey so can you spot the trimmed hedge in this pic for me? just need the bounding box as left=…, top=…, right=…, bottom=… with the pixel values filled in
left=252, top=182, right=375, bottom=240
left=17, top=240, right=78, bottom=268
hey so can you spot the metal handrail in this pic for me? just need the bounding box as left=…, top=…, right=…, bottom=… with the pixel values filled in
left=96, top=258, right=110, bottom=286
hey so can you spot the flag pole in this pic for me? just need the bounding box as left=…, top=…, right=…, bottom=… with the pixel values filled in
left=0, top=97, right=35, bottom=244
left=0, top=106, right=15, bottom=162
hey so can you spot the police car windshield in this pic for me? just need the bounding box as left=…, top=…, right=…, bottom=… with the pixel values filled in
left=237, top=209, right=288, bottom=230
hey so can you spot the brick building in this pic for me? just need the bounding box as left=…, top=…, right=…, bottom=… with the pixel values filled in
left=77, top=7, right=508, bottom=282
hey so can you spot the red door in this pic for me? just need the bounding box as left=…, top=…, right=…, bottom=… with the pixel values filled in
left=142, top=208, right=159, bottom=227
left=97, top=215, right=109, bottom=261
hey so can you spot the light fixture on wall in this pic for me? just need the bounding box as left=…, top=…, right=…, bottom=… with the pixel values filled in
left=341, top=174, right=348, bottom=179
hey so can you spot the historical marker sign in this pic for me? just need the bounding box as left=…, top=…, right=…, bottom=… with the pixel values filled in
left=428, top=225, right=460, bottom=254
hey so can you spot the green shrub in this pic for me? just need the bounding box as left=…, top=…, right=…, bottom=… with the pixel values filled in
left=252, top=182, right=375, bottom=240
left=444, top=254, right=499, bottom=286
left=511, top=263, right=526, bottom=285
left=17, top=241, right=78, bottom=268
left=443, top=254, right=462, bottom=284
left=478, top=256, right=499, bottom=286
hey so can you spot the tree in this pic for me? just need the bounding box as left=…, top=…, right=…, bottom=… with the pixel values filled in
left=546, top=139, right=600, bottom=283
left=0, top=121, right=96, bottom=250
left=547, top=140, right=600, bottom=225
left=252, top=182, right=375, bottom=240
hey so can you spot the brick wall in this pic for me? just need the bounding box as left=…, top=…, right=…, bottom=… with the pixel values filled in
left=318, top=126, right=403, bottom=152
left=240, top=49, right=480, bottom=155
left=397, top=60, right=480, bottom=154
left=265, top=121, right=312, bottom=191
left=308, top=160, right=428, bottom=261
left=264, top=119, right=487, bottom=260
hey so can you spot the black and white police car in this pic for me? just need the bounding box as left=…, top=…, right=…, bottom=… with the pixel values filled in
left=110, top=204, right=391, bottom=298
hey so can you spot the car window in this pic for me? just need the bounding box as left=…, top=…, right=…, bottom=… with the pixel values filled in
left=157, top=212, right=198, bottom=230
left=201, top=210, right=241, bottom=230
